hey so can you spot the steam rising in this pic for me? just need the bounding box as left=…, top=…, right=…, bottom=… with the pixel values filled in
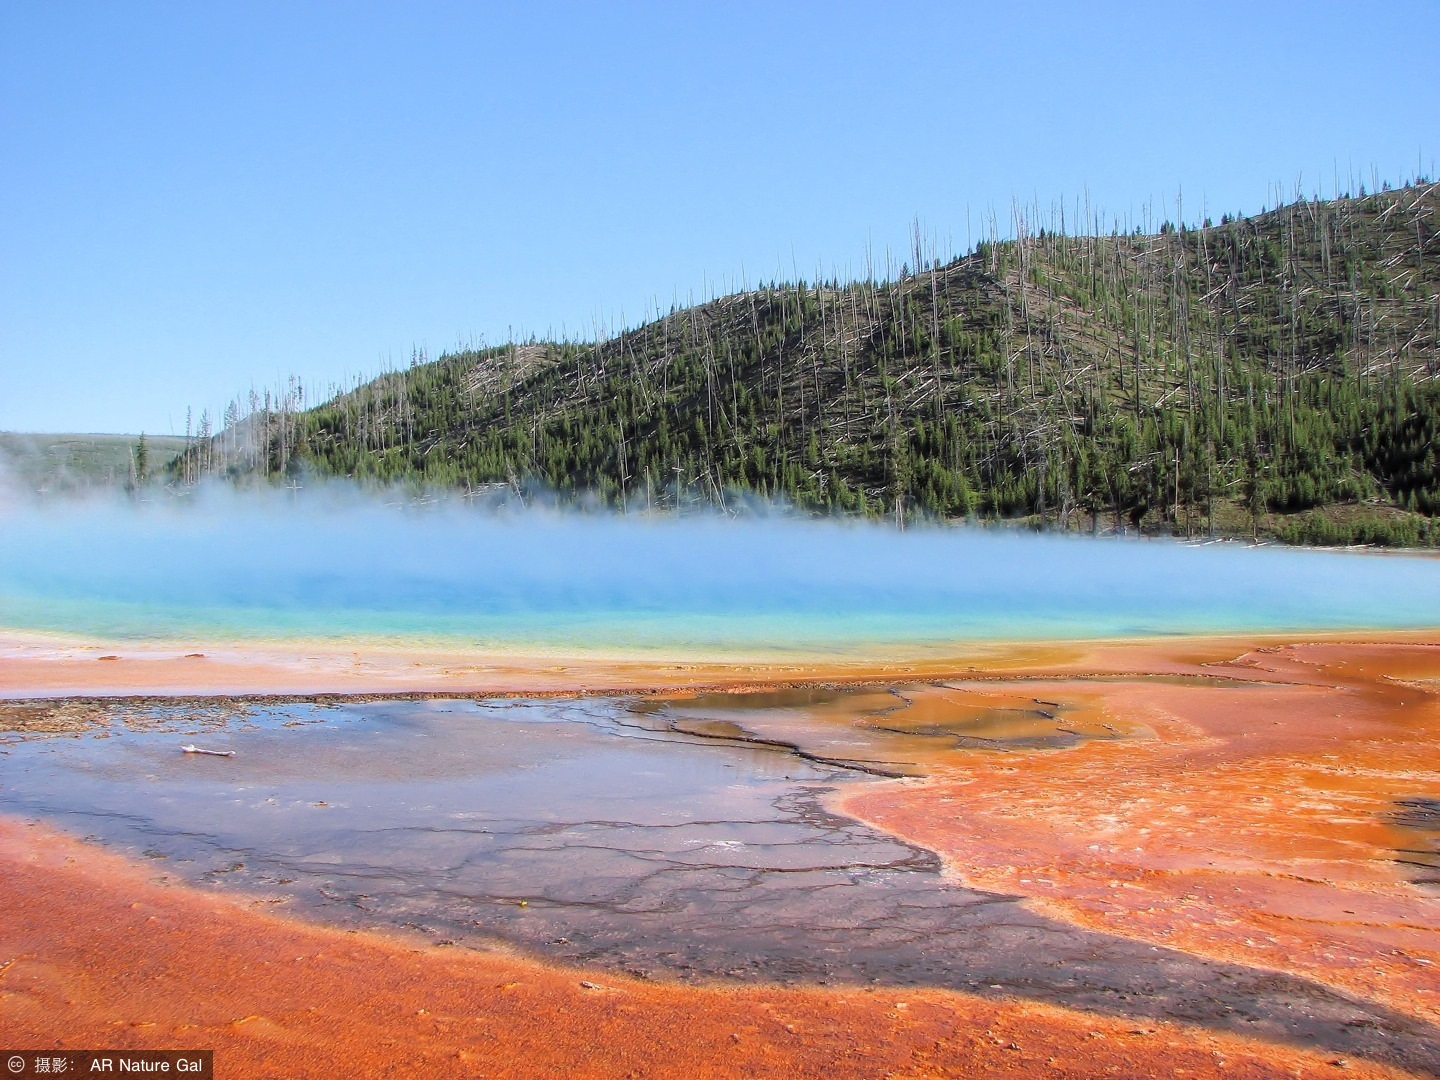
left=2, top=486, right=1438, bottom=653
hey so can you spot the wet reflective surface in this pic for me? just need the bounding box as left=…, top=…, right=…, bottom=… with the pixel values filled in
left=1395, top=797, right=1440, bottom=890
left=638, top=683, right=1154, bottom=775
left=2, top=693, right=1438, bottom=1075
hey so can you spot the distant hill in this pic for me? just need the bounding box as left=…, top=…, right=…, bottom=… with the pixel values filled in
left=180, top=182, right=1438, bottom=546
left=1, top=432, right=188, bottom=495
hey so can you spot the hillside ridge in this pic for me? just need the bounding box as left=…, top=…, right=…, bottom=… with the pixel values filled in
left=176, top=181, right=1440, bottom=546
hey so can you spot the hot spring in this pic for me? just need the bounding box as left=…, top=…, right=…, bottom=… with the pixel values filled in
left=6, top=492, right=1440, bottom=1076
left=2, top=491, right=1439, bottom=654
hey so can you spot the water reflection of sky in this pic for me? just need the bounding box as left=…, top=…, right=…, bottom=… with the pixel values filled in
left=2, top=496, right=1439, bottom=651
left=6, top=695, right=1437, bottom=1068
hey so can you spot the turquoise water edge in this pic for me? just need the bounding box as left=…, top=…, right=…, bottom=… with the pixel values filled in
left=3, top=501, right=1439, bottom=654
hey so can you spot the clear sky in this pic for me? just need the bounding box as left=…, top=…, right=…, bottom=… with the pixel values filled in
left=2, top=1, right=1435, bottom=435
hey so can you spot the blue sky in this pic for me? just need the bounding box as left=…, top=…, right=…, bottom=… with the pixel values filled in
left=2, top=1, right=1435, bottom=435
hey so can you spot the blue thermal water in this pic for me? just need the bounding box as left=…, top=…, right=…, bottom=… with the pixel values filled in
left=1, top=494, right=1438, bottom=654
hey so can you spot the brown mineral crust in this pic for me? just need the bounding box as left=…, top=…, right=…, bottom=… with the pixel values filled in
left=0, top=633, right=988, bottom=700
left=838, top=642, right=1440, bottom=1031
left=6, top=627, right=1435, bottom=701
left=0, top=818, right=1407, bottom=1080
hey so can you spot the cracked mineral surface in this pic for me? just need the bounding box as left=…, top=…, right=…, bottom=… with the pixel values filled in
left=2, top=684, right=1438, bottom=1076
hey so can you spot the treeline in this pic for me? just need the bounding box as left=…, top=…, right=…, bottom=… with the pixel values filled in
left=172, top=181, right=1440, bottom=546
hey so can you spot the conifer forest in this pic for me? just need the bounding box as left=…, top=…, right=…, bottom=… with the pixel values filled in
left=172, top=182, right=1440, bottom=546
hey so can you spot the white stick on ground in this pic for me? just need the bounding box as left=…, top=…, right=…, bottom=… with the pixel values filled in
left=180, top=745, right=236, bottom=757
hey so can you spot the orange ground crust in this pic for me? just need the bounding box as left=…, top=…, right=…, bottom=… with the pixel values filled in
left=839, top=641, right=1440, bottom=1032
left=3, top=631, right=1439, bottom=1077
left=0, top=817, right=1404, bottom=1080
left=3, top=627, right=1438, bottom=698
left=0, top=632, right=1050, bottom=698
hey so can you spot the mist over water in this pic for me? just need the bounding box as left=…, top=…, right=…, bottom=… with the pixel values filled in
left=1, top=487, right=1438, bottom=653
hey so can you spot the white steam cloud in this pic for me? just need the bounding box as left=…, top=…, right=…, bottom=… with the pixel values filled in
left=1, top=483, right=1438, bottom=652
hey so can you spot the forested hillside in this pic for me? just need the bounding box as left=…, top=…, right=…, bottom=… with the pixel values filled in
left=176, top=182, right=1440, bottom=545
left=1, top=432, right=187, bottom=494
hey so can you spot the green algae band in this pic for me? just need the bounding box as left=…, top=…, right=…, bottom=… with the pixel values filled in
left=3, top=498, right=1439, bottom=651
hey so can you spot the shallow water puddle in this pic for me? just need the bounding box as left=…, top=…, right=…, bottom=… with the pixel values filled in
left=1, top=692, right=1436, bottom=1072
